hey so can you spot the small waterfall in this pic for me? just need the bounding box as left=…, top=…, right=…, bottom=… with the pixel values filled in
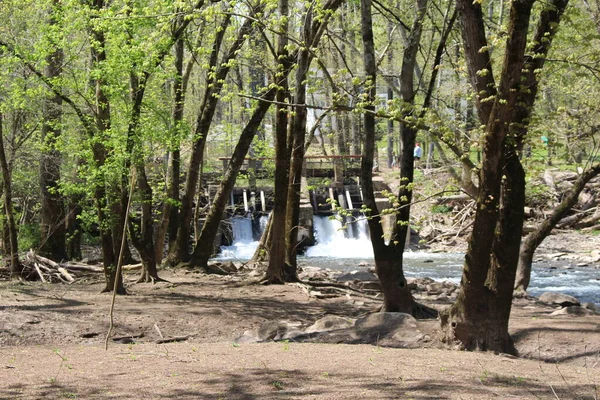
left=355, top=217, right=370, bottom=240
left=305, top=215, right=373, bottom=258
left=219, top=214, right=272, bottom=259
left=230, top=215, right=253, bottom=242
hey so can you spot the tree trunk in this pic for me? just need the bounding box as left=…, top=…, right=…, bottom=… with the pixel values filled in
left=39, top=0, right=67, bottom=261
left=283, top=0, right=344, bottom=274
left=515, top=163, right=600, bottom=292
left=66, top=193, right=83, bottom=260
left=158, top=26, right=186, bottom=264
left=89, top=1, right=125, bottom=294
left=359, top=0, right=439, bottom=317
left=0, top=113, right=21, bottom=277
left=264, top=0, right=292, bottom=283
left=252, top=212, right=273, bottom=263
left=440, top=0, right=568, bottom=353
left=284, top=47, right=310, bottom=276
left=190, top=88, right=277, bottom=267
left=169, top=12, right=252, bottom=264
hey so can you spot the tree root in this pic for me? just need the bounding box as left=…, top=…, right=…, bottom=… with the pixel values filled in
left=135, top=275, right=170, bottom=284
left=412, top=301, right=438, bottom=319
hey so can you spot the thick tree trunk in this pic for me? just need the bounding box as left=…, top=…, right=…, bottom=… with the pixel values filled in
left=515, top=163, right=600, bottom=292
left=0, top=113, right=21, bottom=277
left=265, top=0, right=292, bottom=283
left=39, top=0, right=67, bottom=261
left=284, top=49, right=310, bottom=275
left=442, top=152, right=525, bottom=353
left=440, top=0, right=568, bottom=353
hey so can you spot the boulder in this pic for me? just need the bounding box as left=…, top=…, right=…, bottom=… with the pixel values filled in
left=539, top=292, right=580, bottom=307
left=353, top=313, right=423, bottom=345
left=551, top=306, right=593, bottom=316
left=336, top=270, right=378, bottom=282
left=425, top=283, right=444, bottom=296
left=299, top=266, right=330, bottom=281
left=305, top=315, right=355, bottom=334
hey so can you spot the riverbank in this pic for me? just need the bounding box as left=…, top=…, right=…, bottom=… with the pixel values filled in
left=1, top=241, right=599, bottom=399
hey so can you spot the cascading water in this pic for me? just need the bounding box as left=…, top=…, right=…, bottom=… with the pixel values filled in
left=230, top=216, right=253, bottom=242
left=305, top=215, right=373, bottom=258
left=219, top=215, right=263, bottom=260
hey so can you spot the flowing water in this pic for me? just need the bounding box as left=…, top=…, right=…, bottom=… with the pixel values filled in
left=217, top=215, right=600, bottom=305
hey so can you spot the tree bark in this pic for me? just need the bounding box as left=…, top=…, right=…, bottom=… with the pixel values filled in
left=0, top=113, right=21, bottom=277
left=39, top=0, right=67, bottom=261
left=283, top=0, right=344, bottom=275
left=265, top=0, right=292, bottom=283
left=89, top=0, right=124, bottom=294
left=440, top=0, right=568, bottom=353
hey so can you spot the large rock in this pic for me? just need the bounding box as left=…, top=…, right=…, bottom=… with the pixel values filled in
left=352, top=313, right=423, bottom=345
left=305, top=315, right=355, bottom=334
left=336, top=270, right=378, bottom=282
left=539, top=292, right=580, bottom=307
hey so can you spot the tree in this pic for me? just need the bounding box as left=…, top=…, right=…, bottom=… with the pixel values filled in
left=39, top=0, right=67, bottom=261
left=359, top=0, right=455, bottom=316
left=0, top=112, right=20, bottom=276
left=440, top=0, right=569, bottom=353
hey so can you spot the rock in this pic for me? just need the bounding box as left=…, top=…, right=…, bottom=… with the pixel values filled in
left=358, top=261, right=368, bottom=267
left=425, top=284, right=443, bottom=296
left=205, top=261, right=236, bottom=275
left=257, top=321, right=289, bottom=341
left=353, top=313, right=423, bottom=345
left=299, top=266, right=330, bottom=281
left=336, top=270, right=378, bottom=282
left=234, top=334, right=260, bottom=344
left=281, top=330, right=307, bottom=340
left=305, top=315, right=355, bottom=334
left=221, top=261, right=237, bottom=273
left=551, top=306, right=593, bottom=316
left=436, top=294, right=450, bottom=302
left=539, top=292, right=580, bottom=307
left=591, top=250, right=600, bottom=262
left=582, top=302, right=597, bottom=311
left=576, top=263, right=589, bottom=267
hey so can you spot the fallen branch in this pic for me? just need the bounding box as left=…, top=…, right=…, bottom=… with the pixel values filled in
left=155, top=336, right=189, bottom=344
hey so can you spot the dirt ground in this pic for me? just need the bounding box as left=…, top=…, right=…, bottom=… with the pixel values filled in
left=1, top=234, right=599, bottom=400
